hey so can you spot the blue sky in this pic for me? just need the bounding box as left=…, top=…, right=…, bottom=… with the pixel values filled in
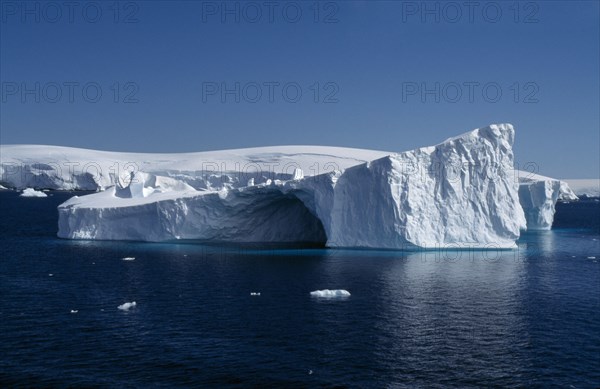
left=1, top=0, right=598, bottom=178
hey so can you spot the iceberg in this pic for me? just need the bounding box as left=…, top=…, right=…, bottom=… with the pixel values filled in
left=57, top=124, right=527, bottom=249
left=517, top=172, right=578, bottom=230
left=0, top=124, right=580, bottom=247
left=327, top=124, right=525, bottom=248
left=20, top=188, right=47, bottom=197
left=117, top=302, right=136, bottom=311
left=310, top=289, right=351, bottom=298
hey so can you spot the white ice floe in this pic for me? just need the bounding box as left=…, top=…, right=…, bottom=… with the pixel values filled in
left=310, top=289, right=351, bottom=298
left=587, top=256, right=596, bottom=260
left=20, top=188, right=47, bottom=197
left=117, top=301, right=137, bottom=310
left=70, top=309, right=78, bottom=313
left=250, top=292, right=261, bottom=296
left=122, top=257, right=135, bottom=261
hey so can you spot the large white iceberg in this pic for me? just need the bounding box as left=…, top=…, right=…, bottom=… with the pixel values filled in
left=56, top=124, right=526, bottom=249
left=0, top=124, right=580, bottom=247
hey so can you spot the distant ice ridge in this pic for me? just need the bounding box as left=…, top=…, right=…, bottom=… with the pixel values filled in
left=20, top=188, right=47, bottom=197
left=562, top=179, right=600, bottom=198
left=310, top=289, right=351, bottom=298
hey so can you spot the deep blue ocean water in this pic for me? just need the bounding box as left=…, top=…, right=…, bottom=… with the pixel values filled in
left=1, top=191, right=599, bottom=388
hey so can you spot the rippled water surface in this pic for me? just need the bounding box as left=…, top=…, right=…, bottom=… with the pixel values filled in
left=1, top=191, right=599, bottom=387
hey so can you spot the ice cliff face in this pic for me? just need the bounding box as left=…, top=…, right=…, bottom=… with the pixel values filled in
left=58, top=184, right=328, bottom=243
left=328, top=124, right=526, bottom=248
left=57, top=124, right=530, bottom=249
left=518, top=172, right=578, bottom=230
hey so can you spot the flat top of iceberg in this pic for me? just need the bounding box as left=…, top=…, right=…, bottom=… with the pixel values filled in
left=59, top=185, right=201, bottom=209
left=1, top=144, right=390, bottom=175
left=117, top=301, right=137, bottom=311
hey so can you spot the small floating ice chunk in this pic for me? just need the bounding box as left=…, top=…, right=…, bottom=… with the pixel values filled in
left=250, top=292, right=261, bottom=296
left=70, top=309, right=78, bottom=314
left=122, top=257, right=135, bottom=261
left=48, top=273, right=53, bottom=276
left=587, top=256, right=596, bottom=259
left=310, top=289, right=351, bottom=298
left=20, top=188, right=47, bottom=197
left=118, top=301, right=137, bottom=311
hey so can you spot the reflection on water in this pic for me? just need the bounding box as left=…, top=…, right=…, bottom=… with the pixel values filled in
left=370, top=251, right=528, bottom=385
